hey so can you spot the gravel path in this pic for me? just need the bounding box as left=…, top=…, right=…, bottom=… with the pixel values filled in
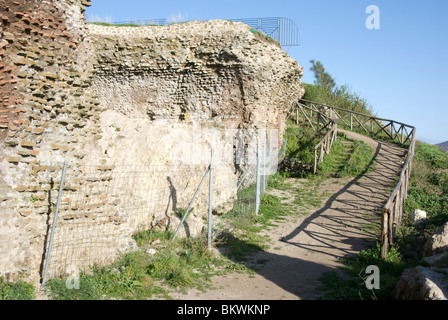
left=168, top=130, right=407, bottom=300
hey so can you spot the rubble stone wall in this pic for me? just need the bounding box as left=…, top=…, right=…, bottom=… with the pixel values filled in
left=0, top=0, right=304, bottom=283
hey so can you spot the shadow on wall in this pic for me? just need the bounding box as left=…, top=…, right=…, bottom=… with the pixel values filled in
left=39, top=178, right=54, bottom=282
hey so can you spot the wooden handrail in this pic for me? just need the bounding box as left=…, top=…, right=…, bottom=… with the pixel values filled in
left=313, top=121, right=338, bottom=174
left=294, top=99, right=417, bottom=259
left=299, top=99, right=414, bottom=129
left=297, top=99, right=415, bottom=147
left=380, top=129, right=416, bottom=258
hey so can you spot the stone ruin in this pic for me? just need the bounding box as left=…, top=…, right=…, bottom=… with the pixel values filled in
left=0, top=0, right=304, bottom=283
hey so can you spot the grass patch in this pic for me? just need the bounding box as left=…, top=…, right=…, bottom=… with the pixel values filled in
left=257, top=193, right=290, bottom=227
left=293, top=178, right=328, bottom=210
left=89, top=22, right=150, bottom=27
left=414, top=141, right=448, bottom=169
left=219, top=191, right=293, bottom=262
left=281, top=120, right=375, bottom=179
left=318, top=135, right=375, bottom=178
left=319, top=243, right=420, bottom=300
left=250, top=29, right=280, bottom=46
left=267, top=172, right=292, bottom=190
left=335, top=140, right=375, bottom=177
left=0, top=277, right=35, bottom=300
left=284, top=123, right=321, bottom=167
left=47, top=230, right=230, bottom=300
left=404, top=141, right=448, bottom=233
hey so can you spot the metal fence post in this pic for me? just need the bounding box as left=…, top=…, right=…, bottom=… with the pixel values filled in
left=266, top=135, right=271, bottom=191
left=268, top=135, right=271, bottom=175
left=42, top=160, right=67, bottom=286
left=263, top=133, right=267, bottom=193
left=208, top=148, right=214, bottom=249
left=237, top=157, right=256, bottom=190
left=172, top=164, right=210, bottom=242
left=255, top=137, right=261, bottom=215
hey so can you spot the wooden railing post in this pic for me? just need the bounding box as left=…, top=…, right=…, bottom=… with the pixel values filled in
left=312, top=120, right=338, bottom=175
left=296, top=107, right=299, bottom=126
left=380, top=208, right=390, bottom=259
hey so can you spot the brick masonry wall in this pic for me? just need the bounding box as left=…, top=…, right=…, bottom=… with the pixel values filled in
left=0, top=0, right=104, bottom=282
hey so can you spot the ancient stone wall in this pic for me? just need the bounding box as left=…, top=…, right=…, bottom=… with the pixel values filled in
left=0, top=0, right=104, bottom=282
left=0, top=0, right=304, bottom=283
left=88, top=20, right=303, bottom=130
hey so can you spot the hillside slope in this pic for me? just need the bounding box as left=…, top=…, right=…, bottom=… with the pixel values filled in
left=437, top=141, right=448, bottom=152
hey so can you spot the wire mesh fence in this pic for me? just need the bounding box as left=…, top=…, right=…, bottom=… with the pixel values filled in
left=41, top=161, right=218, bottom=282
left=38, top=132, right=280, bottom=283
left=219, top=135, right=279, bottom=236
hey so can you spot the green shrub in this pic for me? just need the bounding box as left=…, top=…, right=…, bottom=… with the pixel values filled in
left=302, top=83, right=374, bottom=116
left=284, top=123, right=320, bottom=164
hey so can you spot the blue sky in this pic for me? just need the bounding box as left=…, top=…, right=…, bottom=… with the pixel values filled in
left=86, top=0, right=448, bottom=144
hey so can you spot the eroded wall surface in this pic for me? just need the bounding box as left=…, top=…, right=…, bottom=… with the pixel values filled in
left=0, top=0, right=304, bottom=283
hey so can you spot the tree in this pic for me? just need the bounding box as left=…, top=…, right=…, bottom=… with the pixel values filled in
left=309, top=60, right=336, bottom=92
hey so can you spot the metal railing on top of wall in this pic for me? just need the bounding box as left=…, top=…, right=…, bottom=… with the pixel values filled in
left=108, top=17, right=301, bottom=47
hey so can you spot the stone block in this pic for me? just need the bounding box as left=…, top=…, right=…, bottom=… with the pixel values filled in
left=425, top=222, right=448, bottom=257
left=12, top=56, right=34, bottom=66
left=32, top=127, right=45, bottom=134
left=7, top=156, right=20, bottom=163
left=17, top=149, right=32, bottom=156
left=21, top=140, right=36, bottom=148
left=41, top=72, right=58, bottom=80
left=3, top=32, right=14, bottom=42
left=394, top=266, right=448, bottom=300
left=15, top=185, right=27, bottom=192
left=51, top=144, right=70, bottom=151
left=411, top=209, right=427, bottom=224
left=29, top=150, right=40, bottom=156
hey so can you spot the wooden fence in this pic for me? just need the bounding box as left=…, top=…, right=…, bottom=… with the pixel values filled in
left=380, top=131, right=416, bottom=258
left=296, top=99, right=416, bottom=146
left=289, top=100, right=339, bottom=174
left=313, top=121, right=338, bottom=174
left=292, top=99, right=417, bottom=259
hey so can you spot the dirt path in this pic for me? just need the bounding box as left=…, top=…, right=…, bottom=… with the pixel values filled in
left=168, top=131, right=407, bottom=300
